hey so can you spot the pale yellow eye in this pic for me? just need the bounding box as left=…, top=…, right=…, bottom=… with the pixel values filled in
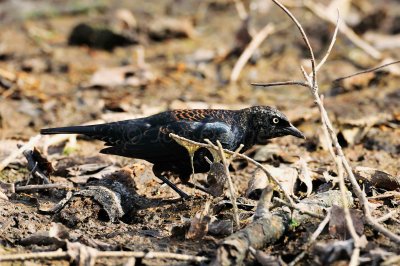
left=273, top=118, right=279, bottom=124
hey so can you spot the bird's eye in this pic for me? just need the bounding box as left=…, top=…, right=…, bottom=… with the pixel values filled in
left=272, top=117, right=279, bottom=124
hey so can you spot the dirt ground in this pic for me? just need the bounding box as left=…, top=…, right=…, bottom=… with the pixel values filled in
left=0, top=0, right=399, bottom=265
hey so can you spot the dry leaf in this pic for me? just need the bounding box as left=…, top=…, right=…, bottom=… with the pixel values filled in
left=206, top=162, right=227, bottom=197
left=296, top=158, right=313, bottom=197
left=329, top=205, right=365, bottom=240
left=89, top=66, right=155, bottom=88
left=246, top=168, right=269, bottom=200
left=263, top=164, right=298, bottom=196
left=354, top=166, right=400, bottom=190
left=186, top=201, right=211, bottom=240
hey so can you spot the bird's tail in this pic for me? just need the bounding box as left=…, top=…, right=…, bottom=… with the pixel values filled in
left=40, top=121, right=135, bottom=145
left=40, top=125, right=99, bottom=136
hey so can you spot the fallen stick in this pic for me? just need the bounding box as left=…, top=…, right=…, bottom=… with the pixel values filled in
left=212, top=190, right=353, bottom=265
left=15, top=183, right=74, bottom=192
left=0, top=250, right=208, bottom=263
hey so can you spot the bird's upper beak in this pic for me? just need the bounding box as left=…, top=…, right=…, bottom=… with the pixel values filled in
left=285, top=124, right=306, bottom=139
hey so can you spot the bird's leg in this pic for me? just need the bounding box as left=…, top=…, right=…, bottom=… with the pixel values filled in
left=156, top=174, right=190, bottom=199
left=184, top=181, right=214, bottom=195
left=152, top=165, right=189, bottom=199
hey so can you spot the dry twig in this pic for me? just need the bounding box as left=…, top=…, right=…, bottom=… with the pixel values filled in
left=252, top=80, right=309, bottom=88
left=233, top=0, right=248, bottom=20
left=0, top=249, right=208, bottom=263
left=315, top=10, right=340, bottom=73
left=215, top=140, right=241, bottom=230
left=0, top=135, right=41, bottom=172
left=288, top=209, right=332, bottom=266
left=334, top=60, right=400, bottom=82
left=230, top=23, right=276, bottom=83
left=273, top=197, right=324, bottom=219
left=337, top=157, right=364, bottom=266
left=303, top=0, right=381, bottom=60
left=15, top=183, right=74, bottom=192
left=375, top=210, right=398, bottom=224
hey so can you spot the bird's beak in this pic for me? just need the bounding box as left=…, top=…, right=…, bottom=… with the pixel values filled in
left=285, top=124, right=306, bottom=139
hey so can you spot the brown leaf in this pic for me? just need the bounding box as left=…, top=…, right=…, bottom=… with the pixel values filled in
left=354, top=166, right=400, bottom=190
left=329, top=205, right=364, bottom=240
left=32, top=147, right=54, bottom=175
left=206, top=162, right=227, bottom=197
left=23, top=147, right=53, bottom=184
left=186, top=201, right=211, bottom=240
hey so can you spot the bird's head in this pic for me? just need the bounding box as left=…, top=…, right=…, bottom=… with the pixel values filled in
left=247, top=106, right=305, bottom=143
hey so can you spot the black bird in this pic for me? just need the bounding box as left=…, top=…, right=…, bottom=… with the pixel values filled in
left=41, top=106, right=304, bottom=198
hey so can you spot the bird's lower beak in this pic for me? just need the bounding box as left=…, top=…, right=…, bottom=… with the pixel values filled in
left=285, top=124, right=306, bottom=139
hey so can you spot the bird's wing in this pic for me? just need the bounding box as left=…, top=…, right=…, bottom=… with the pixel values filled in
left=100, top=118, right=239, bottom=161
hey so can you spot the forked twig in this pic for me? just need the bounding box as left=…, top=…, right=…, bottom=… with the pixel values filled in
left=252, top=11, right=338, bottom=89
left=269, top=0, right=400, bottom=245
left=271, top=0, right=317, bottom=91
left=170, top=133, right=296, bottom=206
left=230, top=1, right=398, bottom=261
